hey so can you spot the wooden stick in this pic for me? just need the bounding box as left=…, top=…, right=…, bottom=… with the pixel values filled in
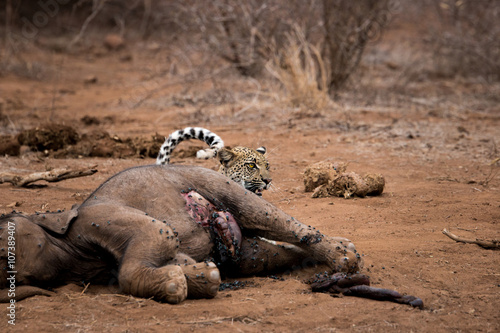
left=442, top=229, right=499, bottom=249
left=80, top=282, right=91, bottom=296
left=0, top=166, right=97, bottom=187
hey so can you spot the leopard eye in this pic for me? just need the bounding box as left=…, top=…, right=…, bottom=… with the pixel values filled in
left=247, top=163, right=256, bottom=169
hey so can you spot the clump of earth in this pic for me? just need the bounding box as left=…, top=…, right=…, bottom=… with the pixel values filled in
left=303, top=161, right=385, bottom=199
left=0, top=123, right=201, bottom=160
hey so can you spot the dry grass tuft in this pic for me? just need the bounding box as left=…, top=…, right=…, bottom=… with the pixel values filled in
left=266, top=25, right=332, bottom=111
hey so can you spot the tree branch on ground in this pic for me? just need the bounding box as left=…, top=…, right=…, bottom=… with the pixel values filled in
left=0, top=166, right=98, bottom=187
left=442, top=228, right=499, bottom=249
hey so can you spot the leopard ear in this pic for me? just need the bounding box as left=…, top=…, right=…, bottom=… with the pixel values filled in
left=218, top=147, right=237, bottom=167
left=256, top=146, right=266, bottom=155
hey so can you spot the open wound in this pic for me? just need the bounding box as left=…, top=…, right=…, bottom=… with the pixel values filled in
left=182, top=190, right=242, bottom=258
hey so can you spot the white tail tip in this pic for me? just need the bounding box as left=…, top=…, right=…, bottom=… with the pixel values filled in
left=196, top=148, right=218, bottom=160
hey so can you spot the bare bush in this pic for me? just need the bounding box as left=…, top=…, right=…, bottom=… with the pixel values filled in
left=179, top=0, right=295, bottom=76
left=320, top=0, right=392, bottom=91
left=429, top=0, right=500, bottom=81
left=2, top=0, right=393, bottom=95
left=181, top=0, right=392, bottom=90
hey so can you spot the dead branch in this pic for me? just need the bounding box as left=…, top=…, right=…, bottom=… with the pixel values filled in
left=442, top=229, right=499, bottom=249
left=0, top=166, right=98, bottom=187
left=68, top=0, right=106, bottom=49
left=5, top=0, right=12, bottom=44
left=80, top=282, right=91, bottom=296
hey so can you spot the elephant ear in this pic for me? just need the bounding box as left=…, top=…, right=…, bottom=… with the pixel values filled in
left=31, top=205, right=79, bottom=235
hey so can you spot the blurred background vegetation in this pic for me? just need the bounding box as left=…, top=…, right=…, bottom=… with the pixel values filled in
left=1, top=0, right=499, bottom=108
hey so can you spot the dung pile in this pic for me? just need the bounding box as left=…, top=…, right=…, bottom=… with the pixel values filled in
left=303, top=161, right=385, bottom=199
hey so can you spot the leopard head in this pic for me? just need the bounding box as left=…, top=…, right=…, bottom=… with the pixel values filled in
left=218, top=146, right=271, bottom=196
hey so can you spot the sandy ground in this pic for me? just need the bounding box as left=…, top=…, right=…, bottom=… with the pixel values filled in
left=0, top=23, right=499, bottom=332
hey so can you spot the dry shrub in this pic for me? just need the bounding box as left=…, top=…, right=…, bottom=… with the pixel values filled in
left=180, top=0, right=391, bottom=91
left=429, top=0, right=500, bottom=80
left=2, top=0, right=392, bottom=92
left=179, top=0, right=296, bottom=77
left=320, top=0, right=392, bottom=91
left=266, top=25, right=330, bottom=110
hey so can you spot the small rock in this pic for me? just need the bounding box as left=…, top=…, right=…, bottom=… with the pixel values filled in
left=120, top=54, right=133, bottom=62
left=147, top=42, right=160, bottom=51
left=81, top=115, right=100, bottom=126
left=457, top=126, right=469, bottom=135
left=104, top=34, right=125, bottom=50
left=84, top=75, right=98, bottom=84
left=385, top=61, right=399, bottom=70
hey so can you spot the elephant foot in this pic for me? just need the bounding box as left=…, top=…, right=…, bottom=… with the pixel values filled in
left=331, top=236, right=356, bottom=252
left=335, top=249, right=361, bottom=273
left=162, top=265, right=188, bottom=304
left=181, top=262, right=221, bottom=299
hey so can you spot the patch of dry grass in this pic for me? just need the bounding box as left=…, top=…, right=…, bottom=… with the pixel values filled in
left=265, top=25, right=332, bottom=111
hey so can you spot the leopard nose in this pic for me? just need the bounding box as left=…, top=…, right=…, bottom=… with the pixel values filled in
left=263, top=178, right=272, bottom=185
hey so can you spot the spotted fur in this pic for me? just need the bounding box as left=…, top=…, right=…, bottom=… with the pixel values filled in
left=156, top=127, right=224, bottom=165
left=218, top=146, right=271, bottom=196
left=156, top=127, right=271, bottom=195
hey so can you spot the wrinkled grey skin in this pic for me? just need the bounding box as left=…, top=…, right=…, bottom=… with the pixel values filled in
left=0, top=165, right=360, bottom=304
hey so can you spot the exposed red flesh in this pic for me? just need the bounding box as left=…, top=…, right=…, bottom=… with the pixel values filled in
left=182, top=190, right=242, bottom=257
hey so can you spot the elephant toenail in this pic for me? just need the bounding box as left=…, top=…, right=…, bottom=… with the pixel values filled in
left=167, top=282, right=177, bottom=294
left=209, top=285, right=219, bottom=295
left=209, top=270, right=220, bottom=282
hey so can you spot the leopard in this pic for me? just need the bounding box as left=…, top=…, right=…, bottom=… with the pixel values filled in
left=156, top=127, right=272, bottom=195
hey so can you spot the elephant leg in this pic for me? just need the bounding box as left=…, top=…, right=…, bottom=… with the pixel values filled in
left=76, top=204, right=187, bottom=304
left=0, top=286, right=54, bottom=303
left=226, top=237, right=313, bottom=276
left=192, top=182, right=362, bottom=273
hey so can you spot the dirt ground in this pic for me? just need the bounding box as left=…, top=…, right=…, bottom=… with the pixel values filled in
left=1, top=18, right=499, bottom=333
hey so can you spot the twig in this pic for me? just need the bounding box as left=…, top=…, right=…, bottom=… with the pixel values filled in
left=68, top=0, right=106, bottom=49
left=139, top=0, right=152, bottom=37
left=5, top=0, right=11, bottom=45
left=0, top=166, right=98, bottom=187
left=100, top=294, right=133, bottom=298
left=80, top=282, right=90, bottom=296
left=183, top=315, right=260, bottom=325
left=456, top=227, right=477, bottom=232
left=442, top=229, right=499, bottom=249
